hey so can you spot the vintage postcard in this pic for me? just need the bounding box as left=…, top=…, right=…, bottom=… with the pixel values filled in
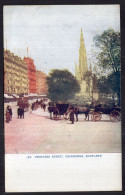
left=4, top=5, right=122, bottom=191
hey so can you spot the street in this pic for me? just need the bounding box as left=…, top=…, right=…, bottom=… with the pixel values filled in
left=5, top=105, right=121, bottom=154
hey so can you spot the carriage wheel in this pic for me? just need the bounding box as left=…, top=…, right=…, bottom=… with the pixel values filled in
left=110, top=111, right=121, bottom=122
left=91, top=112, right=102, bottom=121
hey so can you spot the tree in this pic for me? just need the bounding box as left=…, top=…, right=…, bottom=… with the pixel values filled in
left=47, top=69, right=80, bottom=102
left=94, top=28, right=120, bottom=73
left=97, top=76, right=112, bottom=94
left=107, top=71, right=120, bottom=101
left=94, top=28, right=120, bottom=104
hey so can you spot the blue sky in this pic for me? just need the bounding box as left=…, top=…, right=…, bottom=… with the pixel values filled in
left=4, top=5, right=120, bottom=74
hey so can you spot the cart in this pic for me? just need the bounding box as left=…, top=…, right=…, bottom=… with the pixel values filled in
left=48, top=103, right=69, bottom=120
left=91, top=104, right=121, bottom=122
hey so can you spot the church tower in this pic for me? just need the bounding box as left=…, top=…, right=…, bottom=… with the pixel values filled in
left=79, top=28, right=88, bottom=81
left=75, top=28, right=88, bottom=94
left=75, top=28, right=98, bottom=102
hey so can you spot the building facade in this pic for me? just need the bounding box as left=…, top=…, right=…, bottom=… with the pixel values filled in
left=36, top=71, right=48, bottom=95
left=24, top=57, right=36, bottom=94
left=4, top=50, right=29, bottom=95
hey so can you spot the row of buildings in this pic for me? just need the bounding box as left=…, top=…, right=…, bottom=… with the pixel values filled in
left=4, top=50, right=47, bottom=95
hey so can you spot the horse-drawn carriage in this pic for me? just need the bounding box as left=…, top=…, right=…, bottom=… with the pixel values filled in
left=91, top=104, right=121, bottom=122
left=17, top=97, right=30, bottom=112
left=48, top=101, right=121, bottom=123
left=74, top=103, right=121, bottom=123
left=48, top=103, right=69, bottom=120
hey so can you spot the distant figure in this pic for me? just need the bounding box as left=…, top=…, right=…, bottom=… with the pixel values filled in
left=31, top=103, right=34, bottom=111
left=70, top=109, right=75, bottom=124
left=6, top=110, right=10, bottom=123
left=48, top=106, right=53, bottom=119
left=43, top=104, right=46, bottom=112
left=74, top=107, right=79, bottom=121
left=20, top=107, right=24, bottom=118
left=17, top=107, right=21, bottom=119
left=8, top=106, right=12, bottom=119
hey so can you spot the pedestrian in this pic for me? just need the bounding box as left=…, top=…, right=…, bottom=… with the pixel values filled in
left=48, top=106, right=53, bottom=119
left=70, top=109, right=75, bottom=124
left=20, top=107, right=24, bottom=118
left=8, top=106, right=13, bottom=119
left=31, top=103, right=34, bottom=111
left=43, top=104, right=46, bottom=112
left=74, top=107, right=79, bottom=121
left=6, top=110, right=10, bottom=123
left=17, top=107, right=21, bottom=118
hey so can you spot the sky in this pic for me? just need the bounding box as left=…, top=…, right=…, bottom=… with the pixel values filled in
left=3, top=5, right=120, bottom=75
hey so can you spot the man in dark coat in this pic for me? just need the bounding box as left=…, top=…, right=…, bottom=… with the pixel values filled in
left=17, top=107, right=21, bottom=119
left=70, top=109, right=75, bottom=124
left=74, top=107, right=79, bottom=121
left=20, top=107, right=24, bottom=118
left=31, top=103, right=34, bottom=111
left=8, top=106, right=12, bottom=119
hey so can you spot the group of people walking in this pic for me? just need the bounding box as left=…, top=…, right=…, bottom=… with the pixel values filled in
left=5, top=105, right=25, bottom=123
left=5, top=98, right=48, bottom=123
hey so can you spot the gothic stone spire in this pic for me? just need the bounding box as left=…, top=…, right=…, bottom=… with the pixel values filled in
left=79, top=28, right=88, bottom=81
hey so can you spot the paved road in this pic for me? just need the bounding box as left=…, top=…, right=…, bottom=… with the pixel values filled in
left=5, top=107, right=121, bottom=154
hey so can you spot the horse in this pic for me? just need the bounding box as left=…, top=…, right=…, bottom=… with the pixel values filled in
left=48, top=106, right=55, bottom=119
left=77, top=105, right=91, bottom=121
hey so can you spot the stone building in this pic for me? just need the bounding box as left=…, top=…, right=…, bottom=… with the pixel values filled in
left=75, top=28, right=93, bottom=99
left=36, top=70, right=48, bottom=95
left=4, top=50, right=29, bottom=95
left=24, top=57, right=36, bottom=94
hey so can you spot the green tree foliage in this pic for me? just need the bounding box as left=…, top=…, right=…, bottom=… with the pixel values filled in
left=94, top=28, right=120, bottom=104
left=98, top=76, right=112, bottom=94
left=94, top=28, right=120, bottom=72
left=47, top=69, right=80, bottom=102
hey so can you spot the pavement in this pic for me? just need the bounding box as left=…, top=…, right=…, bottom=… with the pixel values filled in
left=5, top=106, right=121, bottom=154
